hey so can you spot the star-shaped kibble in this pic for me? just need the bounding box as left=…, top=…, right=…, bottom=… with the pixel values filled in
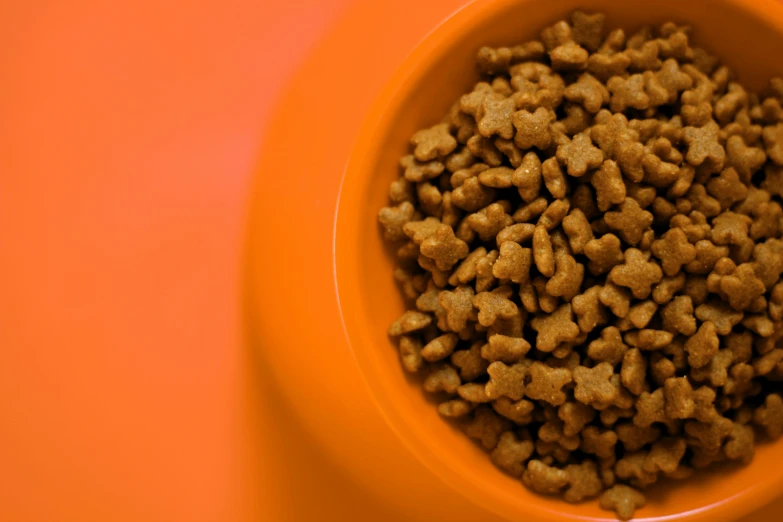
left=650, top=228, right=697, bottom=276
left=473, top=286, right=519, bottom=327
left=584, top=233, right=625, bottom=275
left=556, top=132, right=605, bottom=177
left=655, top=58, right=692, bottom=103
left=720, top=263, right=766, bottom=311
left=604, top=198, right=653, bottom=246
left=513, top=107, right=554, bottom=150
left=564, top=73, right=609, bottom=113
left=478, top=96, right=517, bottom=140
left=573, top=362, right=617, bottom=406
left=683, top=121, right=726, bottom=170
left=525, top=362, right=573, bottom=406
left=609, top=248, right=663, bottom=299
left=530, top=304, right=581, bottom=352
left=420, top=224, right=469, bottom=271
left=485, top=361, right=528, bottom=400
left=607, top=74, right=649, bottom=112
left=410, top=122, right=458, bottom=161
left=708, top=168, right=749, bottom=209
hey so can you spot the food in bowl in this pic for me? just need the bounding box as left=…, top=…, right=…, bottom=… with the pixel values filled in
left=378, top=10, right=783, bottom=520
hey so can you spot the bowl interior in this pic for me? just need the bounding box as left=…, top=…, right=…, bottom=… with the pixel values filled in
left=335, top=0, right=783, bottom=520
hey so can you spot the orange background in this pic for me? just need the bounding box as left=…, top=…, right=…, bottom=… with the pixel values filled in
left=2, top=1, right=782, bottom=521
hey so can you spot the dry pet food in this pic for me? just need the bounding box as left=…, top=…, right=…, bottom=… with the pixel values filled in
left=380, top=11, right=783, bottom=520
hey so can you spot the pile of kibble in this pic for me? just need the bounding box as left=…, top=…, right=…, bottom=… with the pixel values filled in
left=377, top=10, right=783, bottom=521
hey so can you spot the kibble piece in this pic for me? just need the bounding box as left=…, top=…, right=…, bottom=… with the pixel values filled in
left=522, top=460, right=570, bottom=494
left=526, top=362, right=573, bottom=406
left=491, top=431, right=535, bottom=477
left=610, top=249, right=663, bottom=299
left=651, top=228, right=697, bottom=276
left=585, top=234, right=625, bottom=275
left=664, top=377, right=695, bottom=419
left=754, top=393, right=783, bottom=438
left=573, top=363, right=617, bottom=405
left=462, top=406, right=511, bottom=450
left=605, top=198, right=654, bottom=246
left=485, top=362, right=528, bottom=400
left=493, top=242, right=533, bottom=284
left=531, top=304, right=581, bottom=352
left=600, top=485, right=646, bottom=521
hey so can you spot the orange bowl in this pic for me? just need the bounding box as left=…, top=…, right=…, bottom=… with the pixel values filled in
left=335, top=0, right=783, bottom=520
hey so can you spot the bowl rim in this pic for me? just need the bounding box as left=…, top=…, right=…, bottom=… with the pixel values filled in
left=334, top=0, right=783, bottom=520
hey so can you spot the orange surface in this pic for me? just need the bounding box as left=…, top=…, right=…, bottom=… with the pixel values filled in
left=3, top=1, right=783, bottom=522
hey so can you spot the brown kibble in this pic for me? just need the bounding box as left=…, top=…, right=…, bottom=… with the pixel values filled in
left=720, top=263, right=766, bottom=311
left=683, top=121, right=725, bottom=171
left=621, top=348, right=647, bottom=395
left=526, top=361, right=573, bottom=406
left=572, top=286, right=609, bottom=333
left=695, top=302, right=744, bottom=335
left=438, top=285, right=475, bottom=332
left=423, top=363, right=461, bottom=394
left=685, top=321, right=720, bottom=369
left=458, top=383, right=493, bottom=403
left=400, top=154, right=446, bottom=183
left=753, top=394, right=783, bottom=438
left=451, top=341, right=490, bottom=381
left=616, top=423, right=660, bottom=452
left=547, top=248, right=585, bottom=301
left=643, top=437, right=687, bottom=473
left=534, top=277, right=560, bottom=313
left=564, top=460, right=604, bottom=503
left=538, top=199, right=571, bottom=230
left=585, top=234, right=625, bottom=275
left=634, top=388, right=667, bottom=428
left=522, top=460, right=570, bottom=494
left=477, top=96, right=517, bottom=140
left=491, top=431, right=535, bottom=477
left=574, top=362, right=617, bottom=405
left=398, top=336, right=424, bottom=373
left=378, top=201, right=416, bottom=241
left=561, top=209, right=593, bottom=254
left=438, top=398, right=474, bottom=418
left=513, top=196, right=549, bottom=224
left=664, top=377, right=695, bottom=419
left=661, top=295, right=697, bottom=336
left=571, top=10, right=606, bottom=51
left=726, top=134, right=767, bottom=183
left=684, top=416, right=733, bottom=451
left=550, top=41, right=589, bottom=71
left=582, top=426, right=618, bottom=459
left=605, top=198, right=653, bottom=246
left=513, top=107, right=554, bottom=150
left=685, top=240, right=730, bottom=275
left=462, top=406, right=511, bottom=450
left=533, top=225, right=555, bottom=277
left=624, top=329, right=673, bottom=351
left=708, top=168, right=749, bottom=209
left=474, top=286, right=519, bottom=327
left=565, top=73, right=609, bottom=113
left=411, top=122, right=457, bottom=161
left=610, top=248, right=663, bottom=299
left=599, top=284, right=633, bottom=318
left=512, top=151, right=543, bottom=202
left=482, top=334, right=531, bottom=363
left=421, top=333, right=459, bottom=362
left=541, top=157, right=569, bottom=199
left=600, top=484, right=646, bottom=521
left=588, top=326, right=628, bottom=366
left=653, top=273, right=686, bottom=305
left=557, top=132, right=605, bottom=178
left=420, top=225, right=469, bottom=271
left=389, top=310, right=432, bottom=336
left=608, top=74, right=649, bottom=112
left=651, top=228, right=697, bottom=276
left=485, top=361, right=528, bottom=400
left=493, top=397, right=535, bottom=425
left=560, top=401, right=596, bottom=437
left=724, top=422, right=755, bottom=463
left=493, top=242, right=533, bottom=284
left=452, top=176, right=497, bottom=212
left=531, top=304, right=581, bottom=352
left=591, top=160, right=626, bottom=211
